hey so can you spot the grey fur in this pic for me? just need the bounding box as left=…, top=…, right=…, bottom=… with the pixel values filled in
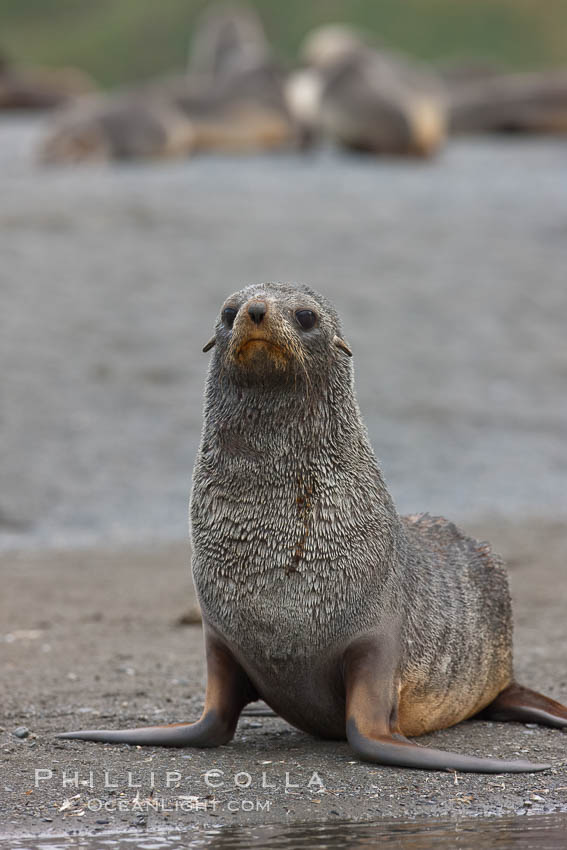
left=59, top=282, right=561, bottom=771
left=190, top=282, right=513, bottom=737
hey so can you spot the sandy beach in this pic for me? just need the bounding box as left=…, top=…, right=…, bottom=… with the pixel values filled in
left=1, top=519, right=566, bottom=838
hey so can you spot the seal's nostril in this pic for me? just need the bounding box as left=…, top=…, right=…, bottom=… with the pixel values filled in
left=248, top=302, right=267, bottom=325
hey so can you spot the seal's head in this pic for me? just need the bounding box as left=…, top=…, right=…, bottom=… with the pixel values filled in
left=203, top=282, right=352, bottom=388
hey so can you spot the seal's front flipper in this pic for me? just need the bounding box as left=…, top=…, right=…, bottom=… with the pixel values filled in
left=57, top=630, right=257, bottom=747
left=479, top=682, right=567, bottom=729
left=57, top=712, right=233, bottom=747
left=343, top=637, right=551, bottom=774
left=346, top=720, right=550, bottom=773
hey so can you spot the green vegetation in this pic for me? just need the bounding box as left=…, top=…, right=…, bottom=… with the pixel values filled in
left=1, top=0, right=566, bottom=87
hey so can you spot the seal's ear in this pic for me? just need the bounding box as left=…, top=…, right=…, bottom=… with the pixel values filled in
left=202, top=337, right=216, bottom=353
left=334, top=335, right=352, bottom=357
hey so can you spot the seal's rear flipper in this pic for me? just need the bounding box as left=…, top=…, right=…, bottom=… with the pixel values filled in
left=346, top=719, right=550, bottom=773
left=479, top=682, right=567, bottom=729
left=56, top=714, right=231, bottom=747
left=241, top=701, right=276, bottom=717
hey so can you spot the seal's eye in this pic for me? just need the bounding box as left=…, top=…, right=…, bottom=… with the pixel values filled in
left=295, top=310, right=317, bottom=330
left=222, top=307, right=238, bottom=329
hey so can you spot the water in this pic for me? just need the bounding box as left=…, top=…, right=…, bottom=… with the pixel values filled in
left=1, top=118, right=567, bottom=550
left=4, top=815, right=567, bottom=849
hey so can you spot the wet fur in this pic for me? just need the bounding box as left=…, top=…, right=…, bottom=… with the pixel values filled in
left=191, top=283, right=511, bottom=737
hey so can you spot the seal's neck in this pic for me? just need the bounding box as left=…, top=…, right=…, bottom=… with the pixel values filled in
left=202, top=364, right=365, bottom=462
left=191, top=365, right=405, bottom=650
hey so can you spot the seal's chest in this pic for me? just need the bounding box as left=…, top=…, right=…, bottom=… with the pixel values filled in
left=195, top=563, right=344, bottom=661
left=238, top=599, right=321, bottom=661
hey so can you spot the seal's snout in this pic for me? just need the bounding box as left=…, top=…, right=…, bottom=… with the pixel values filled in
left=247, top=301, right=267, bottom=325
left=226, top=295, right=297, bottom=376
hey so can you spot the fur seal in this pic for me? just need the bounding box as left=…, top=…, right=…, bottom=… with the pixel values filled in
left=188, top=1, right=270, bottom=79
left=292, top=25, right=447, bottom=157
left=38, top=95, right=197, bottom=164
left=39, top=69, right=296, bottom=164
left=59, top=282, right=567, bottom=772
